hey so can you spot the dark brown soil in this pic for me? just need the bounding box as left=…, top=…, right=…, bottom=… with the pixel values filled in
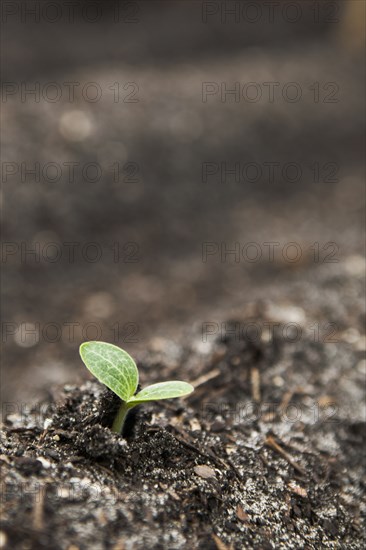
left=1, top=2, right=365, bottom=549
left=1, top=298, right=365, bottom=549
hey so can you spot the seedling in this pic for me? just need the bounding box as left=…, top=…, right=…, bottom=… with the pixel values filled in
left=79, top=341, right=194, bottom=434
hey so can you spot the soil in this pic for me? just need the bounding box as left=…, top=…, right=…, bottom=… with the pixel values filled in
left=1, top=284, right=365, bottom=548
left=2, top=2, right=365, bottom=404
left=1, top=2, right=365, bottom=549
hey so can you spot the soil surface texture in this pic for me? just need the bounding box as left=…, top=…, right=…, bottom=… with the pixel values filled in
left=1, top=280, right=365, bottom=548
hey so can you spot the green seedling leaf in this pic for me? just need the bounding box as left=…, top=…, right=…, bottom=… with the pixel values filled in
left=127, top=381, right=194, bottom=404
left=79, top=341, right=194, bottom=435
left=79, top=341, right=138, bottom=401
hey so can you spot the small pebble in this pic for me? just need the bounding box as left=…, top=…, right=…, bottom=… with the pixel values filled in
left=59, top=110, right=92, bottom=142
left=273, top=376, right=285, bottom=387
left=288, top=481, right=308, bottom=498
left=43, top=418, right=53, bottom=430
left=193, top=465, right=216, bottom=479
left=0, top=531, right=7, bottom=549
left=236, top=505, right=249, bottom=522
left=37, top=457, right=51, bottom=469
left=189, top=419, right=201, bottom=431
left=83, top=292, right=114, bottom=318
left=14, top=322, right=39, bottom=348
left=341, top=328, right=360, bottom=344
left=58, top=487, right=71, bottom=499
left=343, top=255, right=365, bottom=277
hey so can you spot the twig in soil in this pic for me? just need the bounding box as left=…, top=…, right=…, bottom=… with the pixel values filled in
left=168, top=425, right=244, bottom=484
left=170, top=426, right=226, bottom=467
left=38, top=428, right=51, bottom=444
left=276, top=387, right=307, bottom=419
left=261, top=388, right=305, bottom=423
left=32, top=486, right=45, bottom=531
left=265, top=436, right=306, bottom=476
left=169, top=428, right=221, bottom=465
left=250, top=367, right=261, bottom=402
left=212, top=534, right=234, bottom=550
left=262, top=390, right=296, bottom=422
left=278, top=390, right=295, bottom=412
left=189, top=368, right=221, bottom=389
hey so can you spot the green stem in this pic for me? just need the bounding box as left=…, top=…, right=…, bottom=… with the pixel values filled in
left=112, top=401, right=133, bottom=434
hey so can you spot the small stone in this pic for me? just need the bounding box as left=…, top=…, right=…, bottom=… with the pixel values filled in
left=273, top=376, right=285, bottom=387
left=0, top=531, right=7, bottom=549
left=59, top=110, right=92, bottom=142
left=225, top=445, right=236, bottom=456
left=343, top=255, right=365, bottom=277
left=14, top=322, right=39, bottom=348
left=58, top=487, right=71, bottom=499
left=37, top=457, right=51, bottom=469
left=341, top=328, right=360, bottom=344
left=236, top=505, right=249, bottom=522
left=266, top=304, right=306, bottom=324
left=83, top=292, right=114, bottom=318
left=288, top=481, right=308, bottom=498
left=189, top=418, right=201, bottom=431
left=43, top=418, right=53, bottom=429
left=193, top=465, right=216, bottom=479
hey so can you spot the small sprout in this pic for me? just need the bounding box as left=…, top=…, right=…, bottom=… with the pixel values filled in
left=79, top=341, right=194, bottom=434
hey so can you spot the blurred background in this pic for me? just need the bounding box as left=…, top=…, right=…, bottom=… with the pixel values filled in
left=1, top=0, right=365, bottom=403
